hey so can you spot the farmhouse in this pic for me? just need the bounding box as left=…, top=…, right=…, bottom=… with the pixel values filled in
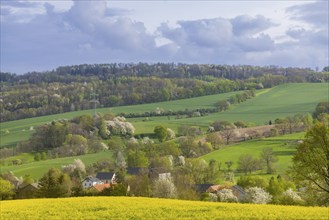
left=16, top=183, right=40, bottom=199
left=96, top=172, right=116, bottom=184
left=91, top=183, right=111, bottom=192
left=82, top=176, right=103, bottom=189
left=206, top=184, right=246, bottom=201
left=127, top=167, right=145, bottom=175
left=231, top=185, right=246, bottom=200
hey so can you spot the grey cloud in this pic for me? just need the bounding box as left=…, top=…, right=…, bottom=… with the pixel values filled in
left=286, top=26, right=307, bottom=39
left=159, top=18, right=233, bottom=48
left=66, top=1, right=156, bottom=51
left=1, top=1, right=159, bottom=73
left=231, top=15, right=276, bottom=36
left=235, top=34, right=274, bottom=52
left=287, top=0, right=329, bottom=28
left=177, top=18, right=233, bottom=48
left=159, top=17, right=274, bottom=52
left=0, top=7, right=11, bottom=16
left=1, top=1, right=40, bottom=8
left=1, top=1, right=327, bottom=74
left=286, top=27, right=328, bottom=47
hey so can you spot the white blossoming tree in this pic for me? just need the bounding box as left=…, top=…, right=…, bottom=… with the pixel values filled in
left=106, top=117, right=135, bottom=136
left=245, top=187, right=272, bottom=204
left=280, top=188, right=303, bottom=205
left=217, top=188, right=238, bottom=203
left=153, top=177, right=177, bottom=199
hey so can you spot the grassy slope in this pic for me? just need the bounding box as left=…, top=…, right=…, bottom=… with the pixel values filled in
left=201, top=132, right=305, bottom=175
left=1, top=83, right=327, bottom=146
left=167, top=83, right=328, bottom=127
left=0, top=91, right=240, bottom=148
left=1, top=197, right=327, bottom=220
left=124, top=83, right=328, bottom=134
left=0, top=151, right=112, bottom=179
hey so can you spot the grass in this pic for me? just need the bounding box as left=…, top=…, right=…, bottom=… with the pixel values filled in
left=1, top=197, right=327, bottom=220
left=0, top=91, right=240, bottom=148
left=0, top=151, right=113, bottom=179
left=166, top=83, right=328, bottom=127
left=0, top=83, right=327, bottom=147
left=1, top=153, right=35, bottom=165
left=201, top=132, right=305, bottom=175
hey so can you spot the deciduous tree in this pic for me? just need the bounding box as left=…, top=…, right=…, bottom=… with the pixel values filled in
left=260, top=148, right=278, bottom=174
left=154, top=125, right=168, bottom=142
left=0, top=178, right=14, bottom=200
left=291, top=123, right=329, bottom=195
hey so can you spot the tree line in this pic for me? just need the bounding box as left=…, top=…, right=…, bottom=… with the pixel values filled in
left=1, top=63, right=328, bottom=122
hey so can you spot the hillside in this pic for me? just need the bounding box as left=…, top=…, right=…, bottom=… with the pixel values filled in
left=1, top=132, right=304, bottom=179
left=201, top=132, right=305, bottom=175
left=0, top=83, right=327, bottom=148
left=2, top=63, right=326, bottom=122
left=0, top=90, right=240, bottom=148
left=1, top=197, right=327, bottom=219
left=166, top=83, right=328, bottom=127
left=0, top=151, right=113, bottom=179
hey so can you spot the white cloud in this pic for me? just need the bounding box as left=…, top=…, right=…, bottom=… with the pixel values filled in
left=0, top=0, right=328, bottom=74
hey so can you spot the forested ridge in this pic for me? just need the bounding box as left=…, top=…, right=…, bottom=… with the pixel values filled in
left=1, top=63, right=327, bottom=122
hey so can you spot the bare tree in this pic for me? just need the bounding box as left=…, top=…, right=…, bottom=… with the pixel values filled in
left=260, top=148, right=278, bottom=174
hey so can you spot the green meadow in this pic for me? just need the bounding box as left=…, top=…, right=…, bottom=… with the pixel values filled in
left=165, top=83, right=328, bottom=127
left=0, top=83, right=327, bottom=147
left=201, top=132, right=305, bottom=175
left=0, top=90, right=240, bottom=148
left=0, top=151, right=113, bottom=179
left=124, top=83, right=328, bottom=134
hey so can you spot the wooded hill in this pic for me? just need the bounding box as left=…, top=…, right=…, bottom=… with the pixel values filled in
left=1, top=63, right=327, bottom=122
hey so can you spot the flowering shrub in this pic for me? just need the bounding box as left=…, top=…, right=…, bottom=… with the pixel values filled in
left=106, top=117, right=135, bottom=136
left=245, top=187, right=272, bottom=204
left=217, top=189, right=238, bottom=203
left=280, top=188, right=303, bottom=205
left=153, top=178, right=177, bottom=199
left=166, top=128, right=176, bottom=140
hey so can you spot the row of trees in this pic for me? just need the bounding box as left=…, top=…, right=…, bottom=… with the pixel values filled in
left=2, top=63, right=328, bottom=83
left=237, top=148, right=278, bottom=174
left=1, top=63, right=327, bottom=122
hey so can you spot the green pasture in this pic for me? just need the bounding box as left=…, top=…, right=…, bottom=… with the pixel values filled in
left=1, top=153, right=35, bottom=165
left=166, top=83, right=328, bottom=127
left=201, top=132, right=305, bottom=175
left=0, top=83, right=327, bottom=147
left=0, top=91, right=240, bottom=147
left=0, top=151, right=113, bottom=179
left=125, top=83, right=328, bottom=134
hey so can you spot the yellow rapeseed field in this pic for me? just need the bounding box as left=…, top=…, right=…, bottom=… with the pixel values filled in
left=1, top=197, right=328, bottom=220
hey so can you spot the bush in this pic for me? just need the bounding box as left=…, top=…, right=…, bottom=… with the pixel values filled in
left=153, top=178, right=177, bottom=199
left=217, top=189, right=238, bottom=203
left=279, top=188, right=303, bottom=205
left=245, top=187, right=272, bottom=204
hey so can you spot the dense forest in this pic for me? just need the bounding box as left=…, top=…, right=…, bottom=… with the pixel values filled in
left=1, top=63, right=328, bottom=122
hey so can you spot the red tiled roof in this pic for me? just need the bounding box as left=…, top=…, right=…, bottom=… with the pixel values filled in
left=207, top=185, right=226, bottom=193
left=92, top=184, right=111, bottom=192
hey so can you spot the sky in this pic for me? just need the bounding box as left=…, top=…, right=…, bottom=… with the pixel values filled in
left=1, top=0, right=328, bottom=74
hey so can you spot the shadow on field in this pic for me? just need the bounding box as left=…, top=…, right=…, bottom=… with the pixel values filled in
left=273, top=151, right=295, bottom=156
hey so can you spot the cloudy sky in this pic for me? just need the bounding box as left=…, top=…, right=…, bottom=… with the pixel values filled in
left=1, top=0, right=328, bottom=74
